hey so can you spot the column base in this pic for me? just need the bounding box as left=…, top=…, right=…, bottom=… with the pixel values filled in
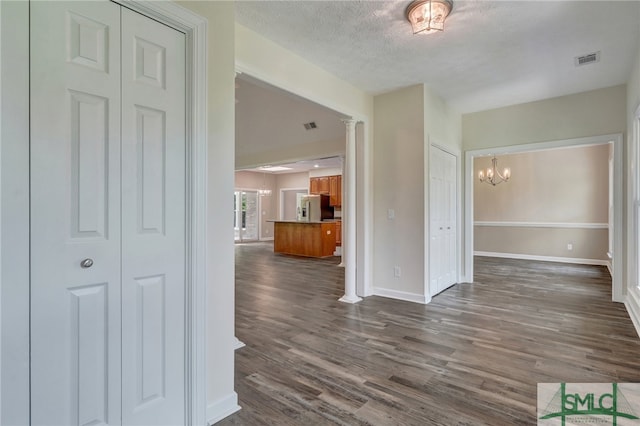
left=339, top=294, right=362, bottom=304
left=338, top=262, right=345, bottom=267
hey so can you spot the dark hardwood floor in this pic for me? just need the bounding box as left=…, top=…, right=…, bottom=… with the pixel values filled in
left=219, top=243, right=640, bottom=425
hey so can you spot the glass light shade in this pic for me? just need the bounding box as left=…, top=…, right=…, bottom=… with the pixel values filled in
left=406, top=0, right=453, bottom=35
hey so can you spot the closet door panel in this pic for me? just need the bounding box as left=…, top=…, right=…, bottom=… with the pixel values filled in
left=30, top=2, right=122, bottom=425
left=120, top=7, right=186, bottom=426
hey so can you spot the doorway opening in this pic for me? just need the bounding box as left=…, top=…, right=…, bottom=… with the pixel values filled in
left=464, top=134, right=623, bottom=302
left=234, top=190, right=260, bottom=242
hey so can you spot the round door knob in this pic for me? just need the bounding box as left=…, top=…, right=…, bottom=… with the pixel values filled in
left=80, top=258, right=94, bottom=268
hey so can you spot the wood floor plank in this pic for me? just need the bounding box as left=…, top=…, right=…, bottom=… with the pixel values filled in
left=218, top=243, right=640, bottom=425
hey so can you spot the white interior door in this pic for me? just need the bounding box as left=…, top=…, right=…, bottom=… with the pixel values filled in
left=30, top=2, right=122, bottom=424
left=30, top=2, right=186, bottom=425
left=430, top=146, right=458, bottom=297
left=120, top=7, right=186, bottom=426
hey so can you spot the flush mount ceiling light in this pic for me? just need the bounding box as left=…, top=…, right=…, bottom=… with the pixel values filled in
left=478, top=156, right=511, bottom=186
left=406, top=0, right=453, bottom=35
left=259, top=165, right=292, bottom=172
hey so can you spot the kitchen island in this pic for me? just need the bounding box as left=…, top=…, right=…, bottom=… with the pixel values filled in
left=271, top=220, right=337, bottom=258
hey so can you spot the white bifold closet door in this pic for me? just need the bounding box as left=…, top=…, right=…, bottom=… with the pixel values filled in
left=429, top=147, right=457, bottom=297
left=30, top=1, right=186, bottom=425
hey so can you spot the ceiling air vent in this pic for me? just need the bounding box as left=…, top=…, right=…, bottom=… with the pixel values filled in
left=574, top=51, right=600, bottom=67
left=303, top=122, right=317, bottom=130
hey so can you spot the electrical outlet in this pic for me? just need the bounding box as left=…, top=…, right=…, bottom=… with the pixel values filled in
left=567, top=243, right=573, bottom=251
left=388, top=209, right=395, bottom=220
left=394, top=266, right=401, bottom=278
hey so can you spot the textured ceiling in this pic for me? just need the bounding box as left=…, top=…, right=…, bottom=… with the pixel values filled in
left=235, top=0, right=640, bottom=113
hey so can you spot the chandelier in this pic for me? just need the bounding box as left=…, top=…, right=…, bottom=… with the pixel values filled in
left=406, top=0, right=453, bottom=35
left=478, top=156, right=511, bottom=186
left=258, top=172, right=272, bottom=196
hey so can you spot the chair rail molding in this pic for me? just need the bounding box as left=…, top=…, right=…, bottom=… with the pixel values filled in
left=474, top=221, right=608, bottom=229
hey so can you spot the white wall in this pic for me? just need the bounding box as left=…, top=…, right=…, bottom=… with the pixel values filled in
left=1, top=2, right=30, bottom=423
left=424, top=85, right=462, bottom=152
left=179, top=1, right=239, bottom=422
left=309, top=167, right=342, bottom=178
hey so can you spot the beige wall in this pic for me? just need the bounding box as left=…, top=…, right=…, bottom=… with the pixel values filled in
left=275, top=172, right=309, bottom=220
left=463, top=85, right=627, bottom=151
left=475, top=146, right=609, bottom=222
left=475, top=227, right=609, bottom=260
left=373, top=84, right=461, bottom=300
left=235, top=171, right=277, bottom=239
left=178, top=1, right=237, bottom=420
left=474, top=145, right=610, bottom=261
left=374, top=85, right=425, bottom=296
left=275, top=171, right=309, bottom=190
left=464, top=85, right=626, bottom=268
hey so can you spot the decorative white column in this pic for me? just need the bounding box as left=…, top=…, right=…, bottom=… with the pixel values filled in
left=339, top=119, right=362, bottom=304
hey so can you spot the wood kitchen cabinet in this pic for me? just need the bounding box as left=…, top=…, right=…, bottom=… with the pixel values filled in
left=335, top=220, right=342, bottom=246
left=329, top=175, right=341, bottom=207
left=310, top=178, right=319, bottom=194
left=318, top=176, right=330, bottom=194
left=310, top=175, right=342, bottom=206
left=273, top=221, right=336, bottom=257
left=310, top=176, right=330, bottom=195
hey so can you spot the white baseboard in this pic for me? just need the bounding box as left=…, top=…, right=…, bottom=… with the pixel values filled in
left=474, top=251, right=609, bottom=266
left=625, top=288, right=640, bottom=339
left=234, top=337, right=246, bottom=350
left=207, top=393, right=241, bottom=425
left=372, top=287, right=431, bottom=304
